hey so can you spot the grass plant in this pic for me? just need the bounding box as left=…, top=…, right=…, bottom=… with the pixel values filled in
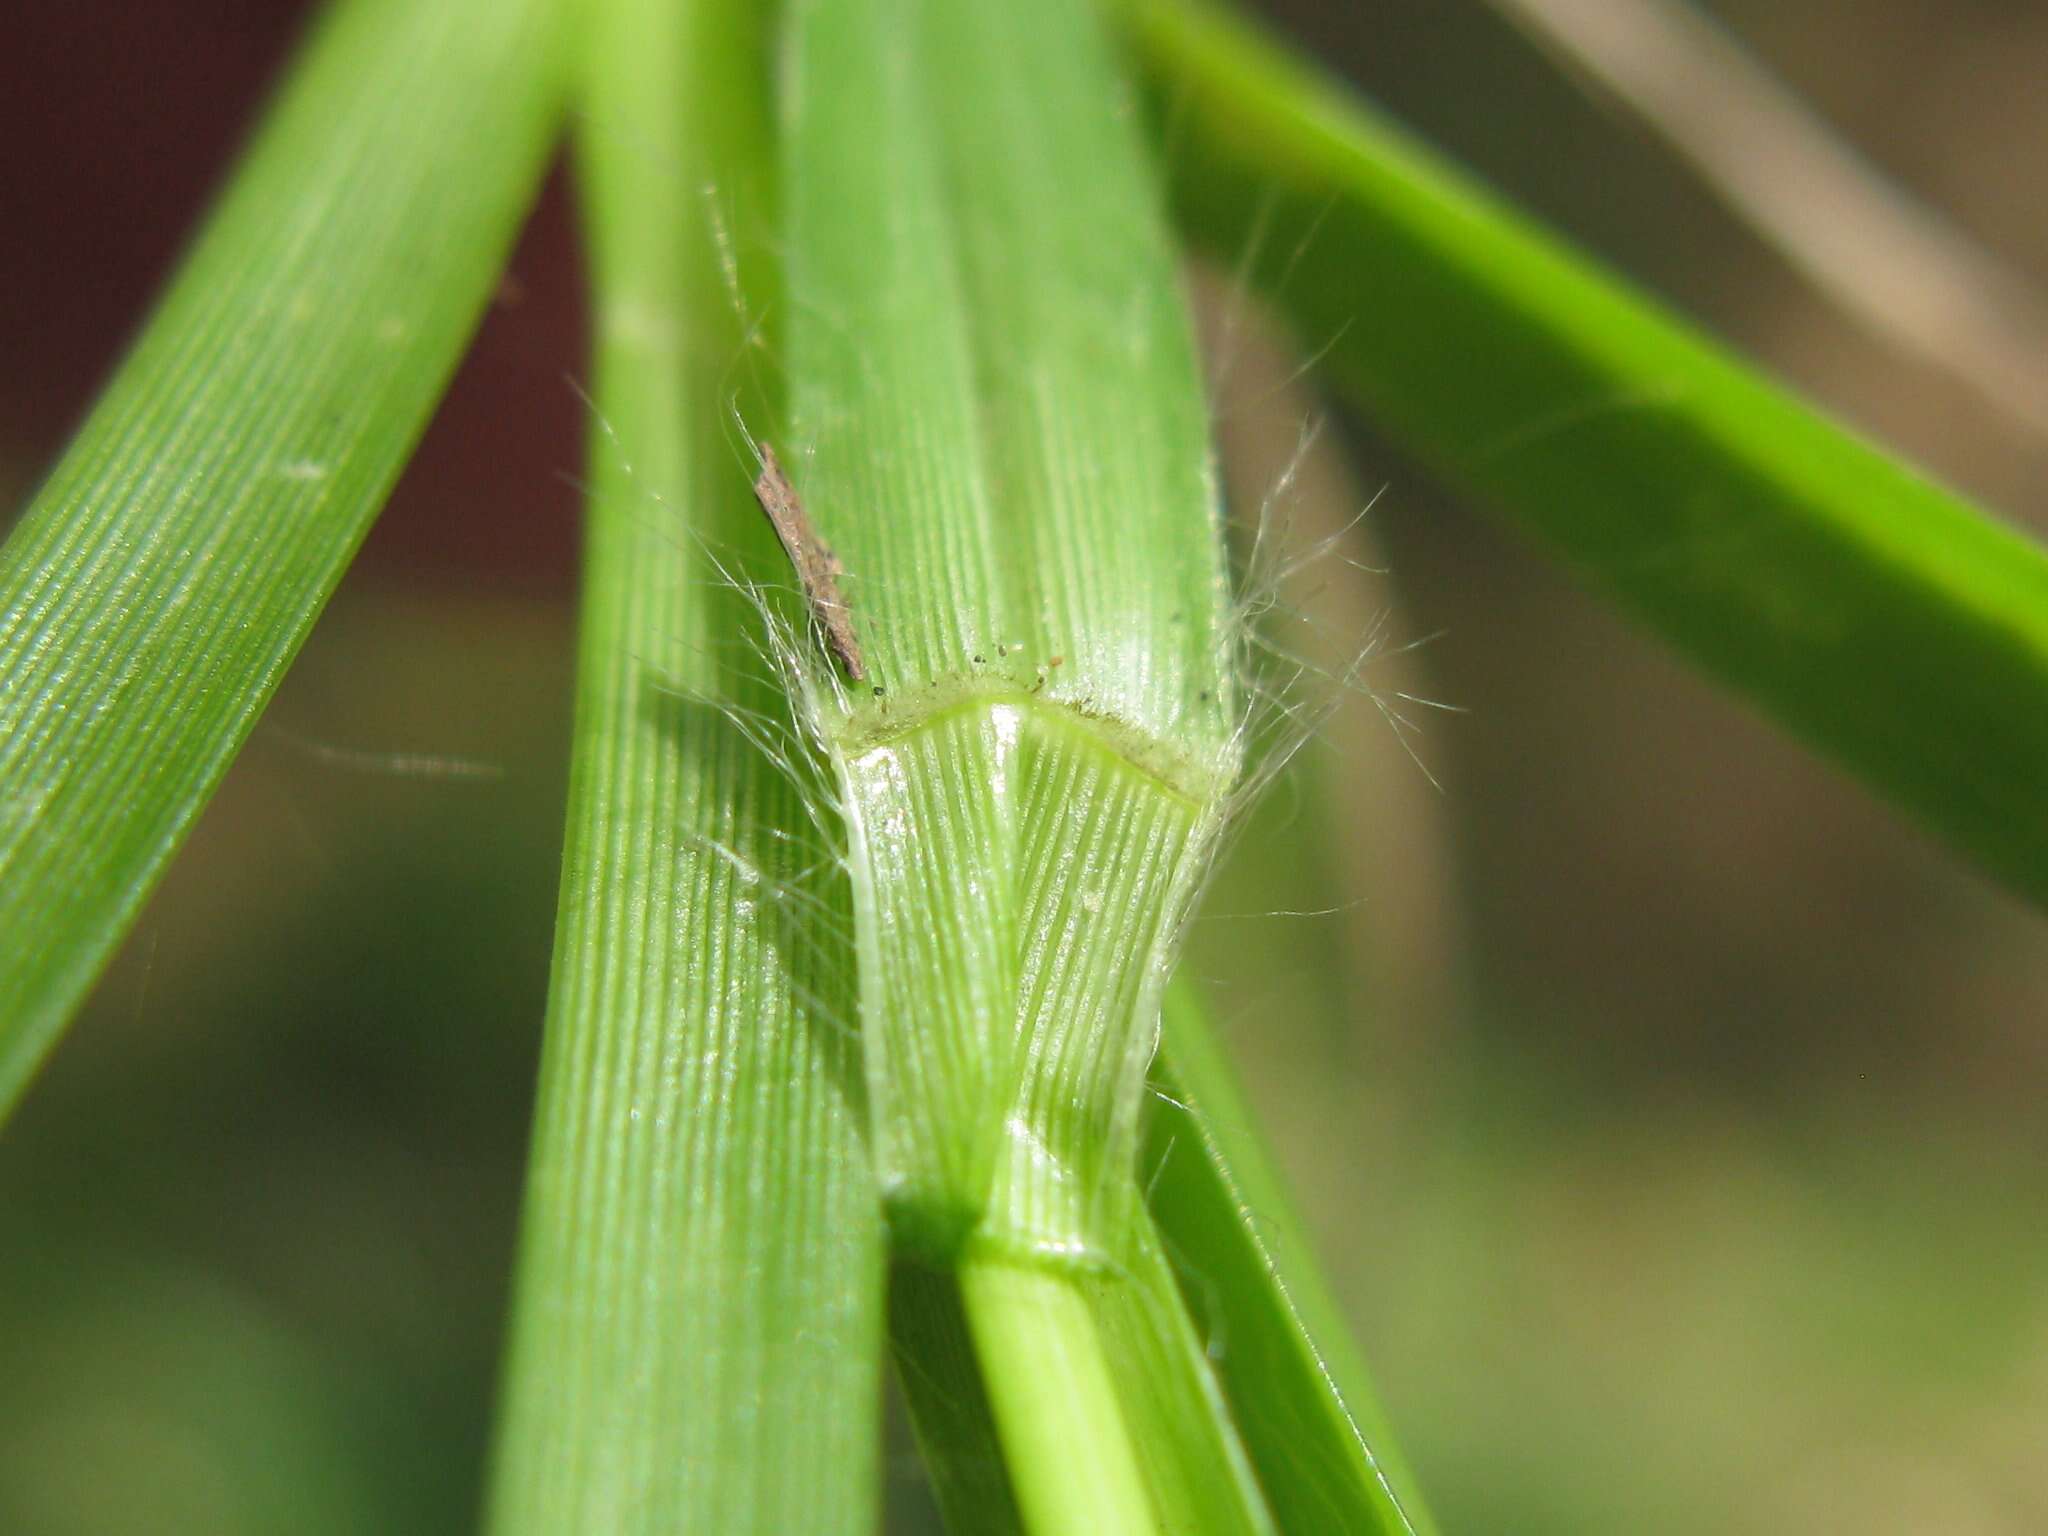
left=3, top=0, right=2044, bottom=1531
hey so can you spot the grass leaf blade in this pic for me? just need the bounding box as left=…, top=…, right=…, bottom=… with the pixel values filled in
left=0, top=0, right=572, bottom=1109
left=1150, top=977, right=1438, bottom=1536
left=1117, top=0, right=2048, bottom=907
left=484, top=0, right=885, bottom=1530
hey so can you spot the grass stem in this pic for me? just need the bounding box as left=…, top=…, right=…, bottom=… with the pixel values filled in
left=959, top=1254, right=1159, bottom=1536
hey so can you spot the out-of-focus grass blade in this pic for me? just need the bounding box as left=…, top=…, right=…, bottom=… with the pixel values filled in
left=1149, top=976, right=1437, bottom=1535
left=1115, top=0, right=2048, bottom=907
left=483, top=0, right=884, bottom=1532
left=0, top=0, right=572, bottom=1111
left=781, top=0, right=1271, bottom=1528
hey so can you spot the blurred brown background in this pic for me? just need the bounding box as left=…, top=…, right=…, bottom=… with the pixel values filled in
left=2, top=2, right=2045, bottom=1532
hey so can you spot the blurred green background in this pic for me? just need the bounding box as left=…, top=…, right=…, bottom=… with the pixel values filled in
left=3, top=2, right=2045, bottom=1531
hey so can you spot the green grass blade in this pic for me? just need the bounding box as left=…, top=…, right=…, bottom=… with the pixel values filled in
left=1116, top=0, right=2048, bottom=907
left=0, top=0, right=572, bottom=1111
left=1149, top=976, right=1438, bottom=1536
left=781, top=0, right=1270, bottom=1528
left=483, top=1, right=884, bottom=1531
